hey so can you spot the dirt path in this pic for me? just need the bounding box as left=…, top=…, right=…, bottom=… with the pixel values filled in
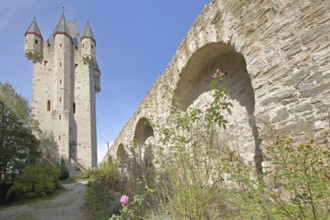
left=0, top=180, right=88, bottom=220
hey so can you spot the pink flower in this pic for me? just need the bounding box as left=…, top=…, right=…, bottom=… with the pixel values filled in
left=120, top=195, right=129, bottom=205
left=212, top=69, right=225, bottom=78
left=325, top=173, right=330, bottom=180
left=205, top=107, right=211, bottom=112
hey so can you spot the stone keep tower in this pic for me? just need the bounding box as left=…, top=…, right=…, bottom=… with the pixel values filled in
left=24, top=16, right=101, bottom=171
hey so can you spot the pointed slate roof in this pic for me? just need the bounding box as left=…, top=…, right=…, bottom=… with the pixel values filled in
left=81, top=22, right=96, bottom=45
left=47, top=17, right=80, bottom=45
left=25, top=17, right=43, bottom=40
left=53, top=15, right=72, bottom=41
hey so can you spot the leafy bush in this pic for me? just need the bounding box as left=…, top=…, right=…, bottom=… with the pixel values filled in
left=89, top=161, right=121, bottom=191
left=264, top=137, right=330, bottom=219
left=84, top=161, right=122, bottom=219
left=7, top=162, right=62, bottom=199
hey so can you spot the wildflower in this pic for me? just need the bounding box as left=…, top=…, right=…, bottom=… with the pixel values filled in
left=120, top=195, right=129, bottom=205
left=205, top=107, right=211, bottom=112
left=212, top=69, right=225, bottom=78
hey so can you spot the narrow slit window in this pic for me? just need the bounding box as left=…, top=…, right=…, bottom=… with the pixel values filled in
left=73, top=102, right=76, bottom=114
left=60, top=62, right=62, bottom=67
left=47, top=100, right=51, bottom=111
left=44, top=60, right=48, bottom=66
left=91, top=44, right=94, bottom=49
left=59, top=114, right=61, bottom=120
left=60, top=80, right=62, bottom=84
left=59, top=97, right=61, bottom=102
left=59, top=135, right=61, bottom=140
left=35, top=39, right=38, bottom=44
left=83, top=43, right=84, bottom=48
left=60, top=43, right=62, bottom=47
left=75, top=63, right=78, bottom=68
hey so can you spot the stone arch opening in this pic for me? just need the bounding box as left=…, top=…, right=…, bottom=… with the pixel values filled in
left=172, top=43, right=262, bottom=173
left=133, top=117, right=154, bottom=144
left=132, top=117, right=156, bottom=182
left=116, top=144, right=127, bottom=165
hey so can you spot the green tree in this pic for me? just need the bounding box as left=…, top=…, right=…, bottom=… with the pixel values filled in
left=0, top=83, right=40, bottom=185
left=59, top=156, right=69, bottom=180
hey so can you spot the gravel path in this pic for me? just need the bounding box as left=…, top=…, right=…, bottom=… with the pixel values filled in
left=0, top=180, right=88, bottom=220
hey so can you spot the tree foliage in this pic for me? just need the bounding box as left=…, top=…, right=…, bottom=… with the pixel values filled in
left=59, top=156, right=69, bottom=180
left=7, top=162, right=62, bottom=199
left=0, top=83, right=40, bottom=185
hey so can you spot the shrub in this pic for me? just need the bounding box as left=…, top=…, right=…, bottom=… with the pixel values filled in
left=84, top=161, right=122, bottom=219
left=89, top=161, right=121, bottom=191
left=264, top=137, right=330, bottom=219
left=7, top=162, right=62, bottom=199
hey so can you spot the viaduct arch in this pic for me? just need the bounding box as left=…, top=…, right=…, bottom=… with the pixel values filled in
left=106, top=0, right=330, bottom=174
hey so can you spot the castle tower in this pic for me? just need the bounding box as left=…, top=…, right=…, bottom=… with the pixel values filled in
left=24, top=18, right=43, bottom=61
left=25, top=16, right=101, bottom=173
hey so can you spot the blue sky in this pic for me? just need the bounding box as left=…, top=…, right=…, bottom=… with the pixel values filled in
left=0, top=0, right=211, bottom=162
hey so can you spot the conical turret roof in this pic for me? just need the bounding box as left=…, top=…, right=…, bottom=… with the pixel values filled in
left=82, top=22, right=96, bottom=45
left=25, top=17, right=43, bottom=40
left=53, top=15, right=72, bottom=41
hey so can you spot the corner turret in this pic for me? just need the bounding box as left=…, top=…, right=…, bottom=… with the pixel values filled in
left=81, top=22, right=96, bottom=65
left=25, top=17, right=43, bottom=61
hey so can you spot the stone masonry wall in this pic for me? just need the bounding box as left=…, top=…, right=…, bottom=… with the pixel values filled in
left=104, top=0, right=330, bottom=172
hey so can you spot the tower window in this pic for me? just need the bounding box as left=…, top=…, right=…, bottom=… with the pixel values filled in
left=44, top=60, right=48, bottom=66
left=60, top=43, right=62, bottom=47
left=91, top=44, right=94, bottom=49
left=60, top=62, right=62, bottom=67
left=75, top=46, right=78, bottom=50
left=35, top=39, right=38, bottom=44
left=75, top=63, right=78, bottom=68
left=47, top=100, right=51, bottom=111
left=59, top=97, right=61, bottom=102
left=83, top=44, right=84, bottom=48
left=59, top=135, right=61, bottom=140
left=60, top=80, right=62, bottom=84
left=73, top=102, right=76, bottom=114
left=59, top=114, right=61, bottom=120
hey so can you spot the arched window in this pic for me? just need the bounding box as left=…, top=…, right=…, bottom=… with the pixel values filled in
left=73, top=102, right=76, bottom=114
left=47, top=100, right=51, bottom=111
left=91, top=44, right=94, bottom=49
left=59, top=114, right=61, bottom=120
